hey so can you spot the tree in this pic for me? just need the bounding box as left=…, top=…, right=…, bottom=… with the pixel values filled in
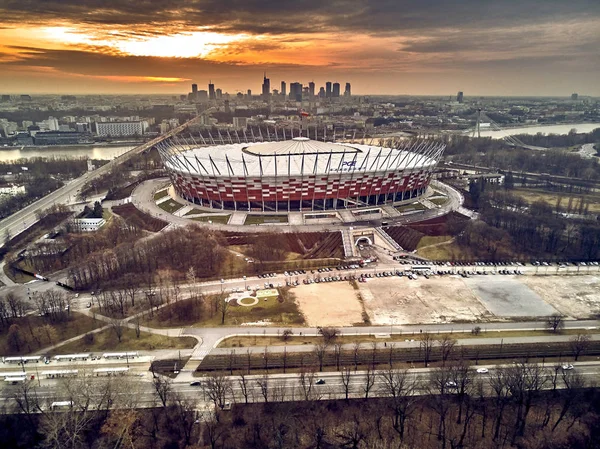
left=217, top=294, right=230, bottom=325
left=299, top=369, right=317, bottom=401
left=569, top=333, right=591, bottom=361
left=152, top=375, right=172, bottom=407
left=419, top=332, right=434, bottom=367
left=109, top=317, right=124, bottom=342
left=438, top=335, right=457, bottom=366
left=203, top=374, right=232, bottom=410
left=281, top=329, right=293, bottom=342
left=363, top=367, right=376, bottom=398
left=313, top=343, right=328, bottom=372
left=7, top=323, right=23, bottom=353
left=378, top=368, right=418, bottom=441
left=92, top=201, right=103, bottom=218
left=340, top=366, right=352, bottom=401
left=546, top=313, right=565, bottom=333
left=318, top=327, right=340, bottom=344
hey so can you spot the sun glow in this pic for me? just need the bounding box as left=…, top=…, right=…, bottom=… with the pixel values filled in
left=38, top=26, right=247, bottom=58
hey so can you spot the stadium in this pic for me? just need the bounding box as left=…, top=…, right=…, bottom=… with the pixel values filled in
left=157, top=136, right=445, bottom=212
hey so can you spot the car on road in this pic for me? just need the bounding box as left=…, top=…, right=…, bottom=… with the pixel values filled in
left=316, top=379, right=326, bottom=385
left=561, top=364, right=574, bottom=370
left=190, top=381, right=202, bottom=387
left=476, top=368, right=489, bottom=374
left=445, top=381, right=458, bottom=388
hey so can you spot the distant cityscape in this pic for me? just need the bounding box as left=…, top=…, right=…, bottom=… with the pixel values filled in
left=0, top=74, right=598, bottom=148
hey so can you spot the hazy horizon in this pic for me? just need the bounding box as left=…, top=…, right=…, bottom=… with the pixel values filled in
left=1, top=0, right=599, bottom=96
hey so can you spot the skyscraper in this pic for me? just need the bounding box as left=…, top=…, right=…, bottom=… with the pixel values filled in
left=325, top=82, right=332, bottom=98
left=191, top=84, right=198, bottom=100
left=290, top=82, right=303, bottom=102
left=281, top=81, right=287, bottom=97
left=332, top=82, right=340, bottom=98
left=457, top=91, right=464, bottom=103
left=318, top=87, right=325, bottom=98
left=344, top=83, right=351, bottom=97
left=208, top=82, right=216, bottom=100
left=262, top=73, right=270, bottom=100
left=216, top=88, right=222, bottom=99
left=247, top=89, right=252, bottom=97
left=308, top=81, right=315, bottom=98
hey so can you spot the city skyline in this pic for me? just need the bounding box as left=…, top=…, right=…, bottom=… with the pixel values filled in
left=0, top=0, right=599, bottom=96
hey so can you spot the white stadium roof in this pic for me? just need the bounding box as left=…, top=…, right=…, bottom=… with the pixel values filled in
left=161, top=138, right=443, bottom=178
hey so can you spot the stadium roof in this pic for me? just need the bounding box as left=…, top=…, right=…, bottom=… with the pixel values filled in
left=161, top=138, right=444, bottom=178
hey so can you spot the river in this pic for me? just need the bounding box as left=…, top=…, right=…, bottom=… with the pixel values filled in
left=477, top=123, right=600, bottom=139
left=0, top=144, right=136, bottom=162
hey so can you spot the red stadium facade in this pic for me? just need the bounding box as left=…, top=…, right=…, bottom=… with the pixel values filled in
left=158, top=137, right=445, bottom=212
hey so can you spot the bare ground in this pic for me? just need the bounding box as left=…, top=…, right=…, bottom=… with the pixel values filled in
left=294, top=282, right=364, bottom=327
left=359, top=276, right=493, bottom=325
left=520, top=275, right=600, bottom=319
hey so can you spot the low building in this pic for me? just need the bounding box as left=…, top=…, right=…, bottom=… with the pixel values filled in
left=69, top=218, right=106, bottom=232
left=33, top=131, right=91, bottom=145
left=0, top=184, right=25, bottom=196
left=95, top=121, right=147, bottom=137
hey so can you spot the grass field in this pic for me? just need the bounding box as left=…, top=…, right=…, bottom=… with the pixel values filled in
left=0, top=313, right=103, bottom=356
left=153, top=189, right=169, bottom=200
left=142, top=289, right=305, bottom=328
left=512, top=188, right=600, bottom=213
left=157, top=199, right=184, bottom=214
left=396, top=202, right=427, bottom=212
left=417, top=235, right=453, bottom=249
left=191, top=215, right=230, bottom=224
left=184, top=208, right=219, bottom=216
left=417, top=240, right=472, bottom=260
left=217, top=328, right=594, bottom=348
left=244, top=215, right=289, bottom=225
left=429, top=197, right=449, bottom=206
left=54, top=327, right=197, bottom=354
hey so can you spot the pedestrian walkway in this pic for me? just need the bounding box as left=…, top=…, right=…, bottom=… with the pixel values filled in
left=229, top=212, right=247, bottom=225
left=288, top=213, right=304, bottom=225
left=174, top=205, right=193, bottom=217
left=338, top=210, right=354, bottom=223
left=382, top=205, right=401, bottom=217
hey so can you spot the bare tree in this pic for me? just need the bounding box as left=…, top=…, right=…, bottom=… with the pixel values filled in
left=363, top=366, right=376, bottom=398
left=203, top=374, right=232, bottom=410
left=352, top=342, right=361, bottom=371
left=299, top=368, right=317, bottom=401
left=419, top=332, right=434, bottom=367
left=217, top=294, right=230, bottom=325
left=152, top=375, right=172, bottom=407
left=378, top=368, right=418, bottom=441
left=256, top=374, right=270, bottom=403
left=569, top=333, right=591, bottom=361
left=552, top=370, right=586, bottom=431
left=438, top=335, right=457, bottom=366
left=488, top=367, right=510, bottom=441
left=109, top=317, right=125, bottom=343
left=132, top=315, right=141, bottom=338
left=333, top=343, right=343, bottom=371
left=313, top=343, right=328, bottom=372
left=546, top=313, right=565, bottom=333
left=281, top=329, right=293, bottom=342
left=238, top=373, right=251, bottom=404
left=318, top=326, right=340, bottom=344
left=340, top=366, right=352, bottom=401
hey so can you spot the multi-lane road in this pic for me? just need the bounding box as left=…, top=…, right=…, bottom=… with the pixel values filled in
left=0, top=116, right=201, bottom=246
left=2, top=361, right=599, bottom=413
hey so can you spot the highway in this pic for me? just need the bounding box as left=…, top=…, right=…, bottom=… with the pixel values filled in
left=0, top=116, right=201, bottom=246
left=1, top=361, right=599, bottom=413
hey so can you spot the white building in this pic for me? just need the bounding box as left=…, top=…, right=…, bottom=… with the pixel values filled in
left=69, top=218, right=106, bottom=232
left=0, top=185, right=25, bottom=196
left=95, top=121, right=146, bottom=137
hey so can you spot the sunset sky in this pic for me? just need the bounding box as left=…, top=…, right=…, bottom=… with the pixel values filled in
left=0, top=0, right=599, bottom=96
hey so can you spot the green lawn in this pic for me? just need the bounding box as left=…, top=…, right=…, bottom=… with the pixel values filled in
left=54, top=327, right=197, bottom=354
left=158, top=199, right=184, bottom=214
left=153, top=189, right=169, bottom=200
left=244, top=214, right=289, bottom=225
left=191, top=215, right=230, bottom=224
left=396, top=202, right=427, bottom=212
left=429, top=197, right=449, bottom=206
left=184, top=208, right=219, bottom=216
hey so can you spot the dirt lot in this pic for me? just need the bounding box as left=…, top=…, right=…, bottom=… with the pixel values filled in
left=359, top=276, right=493, bottom=325
left=294, top=282, right=364, bottom=326
left=521, top=275, right=600, bottom=318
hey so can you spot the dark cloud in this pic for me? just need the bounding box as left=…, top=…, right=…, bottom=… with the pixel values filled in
left=1, top=0, right=598, bottom=35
